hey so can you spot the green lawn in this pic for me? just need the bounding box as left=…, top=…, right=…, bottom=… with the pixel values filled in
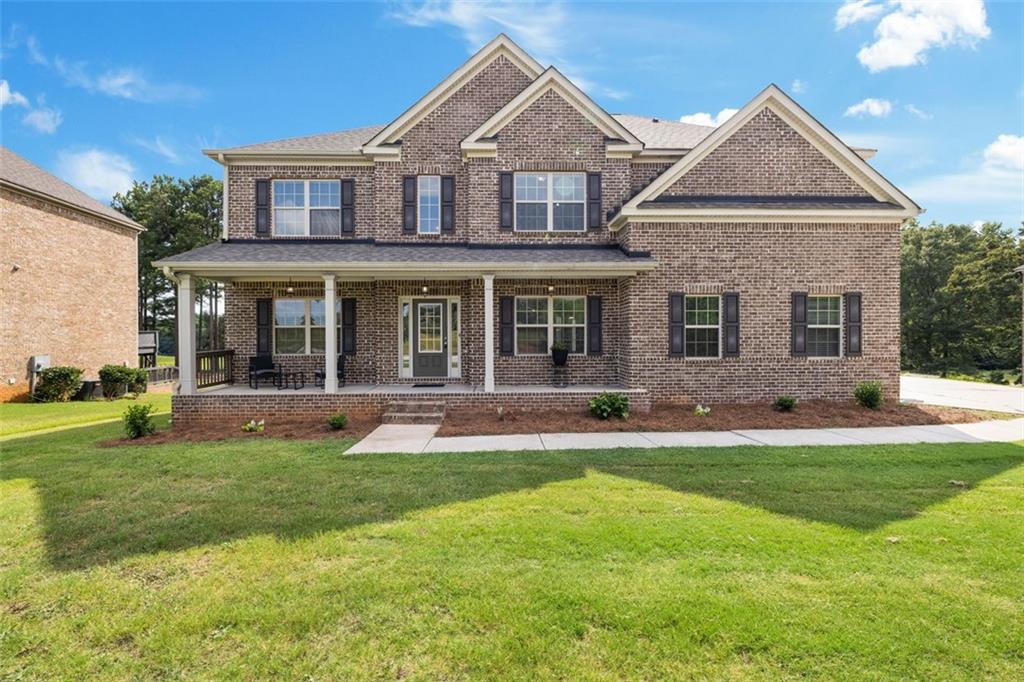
left=0, top=393, right=171, bottom=438
left=156, top=354, right=176, bottom=367
left=1, top=421, right=1022, bottom=680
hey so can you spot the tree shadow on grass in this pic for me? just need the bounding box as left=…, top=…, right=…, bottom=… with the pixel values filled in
left=2, top=422, right=1022, bottom=570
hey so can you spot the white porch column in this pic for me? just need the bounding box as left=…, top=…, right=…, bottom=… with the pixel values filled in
left=177, top=273, right=196, bottom=394
left=483, top=274, right=495, bottom=393
left=323, top=274, right=338, bottom=393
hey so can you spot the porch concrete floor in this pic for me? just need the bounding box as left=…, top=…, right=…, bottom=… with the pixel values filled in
left=198, top=383, right=629, bottom=396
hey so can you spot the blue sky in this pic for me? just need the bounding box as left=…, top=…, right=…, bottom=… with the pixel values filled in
left=1, top=1, right=1021, bottom=227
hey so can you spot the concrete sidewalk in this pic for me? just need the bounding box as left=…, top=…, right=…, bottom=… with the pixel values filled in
left=344, top=417, right=1024, bottom=455
left=901, top=374, right=1023, bottom=414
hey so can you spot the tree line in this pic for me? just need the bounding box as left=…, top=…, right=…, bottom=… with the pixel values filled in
left=114, top=175, right=1023, bottom=378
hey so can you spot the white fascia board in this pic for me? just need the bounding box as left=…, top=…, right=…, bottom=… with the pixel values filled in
left=461, top=67, right=642, bottom=152
left=623, top=84, right=921, bottom=215
left=609, top=206, right=917, bottom=230
left=364, top=34, right=544, bottom=149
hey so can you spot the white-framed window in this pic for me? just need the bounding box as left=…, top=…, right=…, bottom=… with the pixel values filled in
left=515, top=296, right=587, bottom=355
left=685, top=295, right=721, bottom=358
left=807, top=295, right=842, bottom=357
left=514, top=172, right=586, bottom=232
left=418, top=175, right=441, bottom=234
left=272, top=180, right=341, bottom=236
left=273, top=298, right=342, bottom=354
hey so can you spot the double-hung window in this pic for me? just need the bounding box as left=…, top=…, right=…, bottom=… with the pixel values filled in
left=807, top=295, right=841, bottom=357
left=418, top=176, right=441, bottom=234
left=273, top=299, right=342, bottom=354
left=273, top=180, right=341, bottom=236
left=685, top=295, right=721, bottom=358
left=514, top=296, right=586, bottom=355
left=514, top=172, right=585, bottom=232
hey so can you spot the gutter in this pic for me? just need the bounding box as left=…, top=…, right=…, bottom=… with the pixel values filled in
left=0, top=179, right=145, bottom=232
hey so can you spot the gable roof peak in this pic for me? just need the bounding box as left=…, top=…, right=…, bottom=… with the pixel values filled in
left=363, top=33, right=544, bottom=151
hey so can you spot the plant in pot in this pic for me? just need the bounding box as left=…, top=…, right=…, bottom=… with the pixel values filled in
left=550, top=341, right=569, bottom=366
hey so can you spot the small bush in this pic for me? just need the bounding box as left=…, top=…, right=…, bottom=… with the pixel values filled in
left=123, top=403, right=156, bottom=439
left=693, top=404, right=711, bottom=417
left=328, top=413, right=348, bottom=430
left=774, top=395, right=798, bottom=412
left=99, top=364, right=147, bottom=398
left=589, top=392, right=630, bottom=420
left=854, top=381, right=884, bottom=409
left=34, top=366, right=83, bottom=402
left=242, top=419, right=265, bottom=433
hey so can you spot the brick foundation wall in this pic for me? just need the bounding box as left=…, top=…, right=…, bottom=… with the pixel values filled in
left=619, top=221, right=901, bottom=402
left=172, top=388, right=651, bottom=424
left=0, top=189, right=137, bottom=398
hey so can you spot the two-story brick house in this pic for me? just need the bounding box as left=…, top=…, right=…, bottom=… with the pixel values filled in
left=157, top=35, right=920, bottom=422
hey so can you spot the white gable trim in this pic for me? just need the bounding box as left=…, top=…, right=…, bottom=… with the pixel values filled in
left=363, top=34, right=543, bottom=151
left=461, top=67, right=642, bottom=158
left=610, top=84, right=920, bottom=229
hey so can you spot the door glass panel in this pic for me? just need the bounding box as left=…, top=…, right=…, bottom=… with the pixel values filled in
left=450, top=301, right=459, bottom=359
left=417, top=303, right=443, bottom=353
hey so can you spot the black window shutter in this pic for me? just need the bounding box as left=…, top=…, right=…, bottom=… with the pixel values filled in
left=441, top=176, right=455, bottom=233
left=792, top=292, right=808, bottom=356
left=845, top=292, right=862, bottom=355
left=341, top=297, right=357, bottom=354
left=669, top=293, right=685, bottom=356
left=255, top=179, right=269, bottom=236
left=723, top=292, right=740, bottom=356
left=587, top=172, right=602, bottom=230
left=402, top=176, right=416, bottom=234
left=587, top=295, right=603, bottom=355
left=499, top=172, right=513, bottom=230
left=499, top=296, right=514, bottom=355
left=341, top=179, right=355, bottom=234
left=256, top=298, right=272, bottom=354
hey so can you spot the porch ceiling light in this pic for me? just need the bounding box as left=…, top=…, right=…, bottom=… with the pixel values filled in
left=547, top=285, right=554, bottom=293
left=421, top=286, right=429, bottom=293
left=286, top=278, right=295, bottom=294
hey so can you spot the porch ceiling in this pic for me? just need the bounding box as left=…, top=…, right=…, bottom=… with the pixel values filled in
left=154, top=240, right=656, bottom=280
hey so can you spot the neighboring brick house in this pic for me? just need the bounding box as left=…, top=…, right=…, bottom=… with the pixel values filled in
left=0, top=146, right=143, bottom=401
left=156, top=35, right=920, bottom=421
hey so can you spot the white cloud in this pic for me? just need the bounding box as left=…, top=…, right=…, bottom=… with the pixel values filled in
left=389, top=1, right=627, bottom=100
left=844, top=97, right=893, bottom=117
left=0, top=79, right=30, bottom=108
left=904, top=103, right=931, bottom=119
left=679, top=108, right=738, bottom=127
left=836, top=0, right=991, bottom=72
left=791, top=79, right=807, bottom=94
left=129, top=135, right=185, bottom=164
left=22, top=105, right=62, bottom=134
left=835, top=0, right=885, bottom=30
left=902, top=134, right=1023, bottom=207
left=56, top=149, right=136, bottom=201
left=17, top=31, right=200, bottom=103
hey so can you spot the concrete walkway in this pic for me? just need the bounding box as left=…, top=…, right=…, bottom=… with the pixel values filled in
left=345, top=417, right=1024, bottom=455
left=901, top=374, right=1023, bottom=414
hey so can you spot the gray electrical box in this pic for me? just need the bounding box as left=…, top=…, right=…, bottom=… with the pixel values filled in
left=30, top=355, right=50, bottom=372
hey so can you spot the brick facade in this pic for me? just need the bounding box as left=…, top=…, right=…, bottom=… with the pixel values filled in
left=174, top=46, right=912, bottom=420
left=0, top=188, right=138, bottom=400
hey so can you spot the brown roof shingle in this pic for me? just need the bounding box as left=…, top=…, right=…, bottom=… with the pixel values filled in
left=0, top=146, right=142, bottom=229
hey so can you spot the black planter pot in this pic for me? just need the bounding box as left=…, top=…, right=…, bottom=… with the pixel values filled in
left=551, top=348, right=569, bottom=366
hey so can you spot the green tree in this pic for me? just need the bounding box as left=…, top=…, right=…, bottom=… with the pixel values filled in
left=901, top=220, right=1022, bottom=375
left=113, top=175, right=223, bottom=355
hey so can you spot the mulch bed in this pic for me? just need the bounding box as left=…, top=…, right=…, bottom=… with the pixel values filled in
left=99, top=414, right=379, bottom=447
left=436, top=401, right=1004, bottom=437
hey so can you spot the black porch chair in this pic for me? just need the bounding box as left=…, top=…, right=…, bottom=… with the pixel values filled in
left=248, top=355, right=282, bottom=389
left=314, top=354, right=346, bottom=388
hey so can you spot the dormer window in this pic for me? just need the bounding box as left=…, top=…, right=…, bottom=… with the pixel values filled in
left=514, top=172, right=586, bottom=232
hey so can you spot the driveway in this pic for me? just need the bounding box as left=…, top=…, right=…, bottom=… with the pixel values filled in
left=901, top=374, right=1024, bottom=414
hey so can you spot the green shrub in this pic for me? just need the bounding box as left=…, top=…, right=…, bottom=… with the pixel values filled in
left=123, top=403, right=156, bottom=439
left=328, top=413, right=349, bottom=430
left=34, top=366, right=83, bottom=402
left=589, top=392, right=630, bottom=420
left=774, top=395, right=798, bottom=412
left=99, top=364, right=148, bottom=398
left=853, top=381, right=884, bottom=409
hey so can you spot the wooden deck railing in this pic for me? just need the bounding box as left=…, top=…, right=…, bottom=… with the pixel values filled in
left=196, top=350, right=235, bottom=389
left=143, top=366, right=179, bottom=384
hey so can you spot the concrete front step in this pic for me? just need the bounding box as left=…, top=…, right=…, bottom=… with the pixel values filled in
left=382, top=399, right=446, bottom=425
